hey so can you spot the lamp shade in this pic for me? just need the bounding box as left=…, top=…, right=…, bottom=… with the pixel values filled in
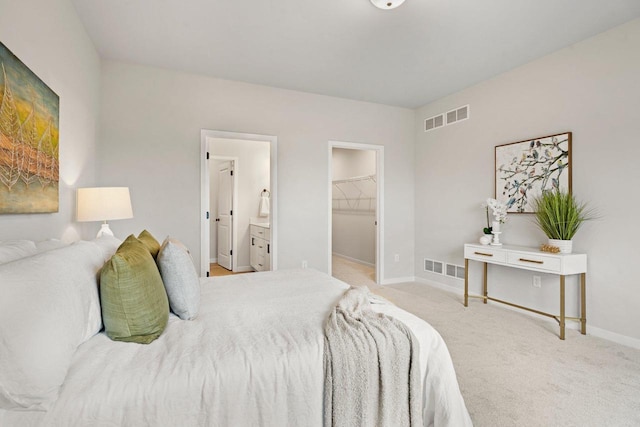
left=77, top=187, right=133, bottom=222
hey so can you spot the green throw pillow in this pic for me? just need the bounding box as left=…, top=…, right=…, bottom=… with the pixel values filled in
left=138, top=229, right=161, bottom=258
left=100, top=235, right=169, bottom=344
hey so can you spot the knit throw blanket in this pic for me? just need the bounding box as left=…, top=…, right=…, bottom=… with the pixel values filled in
left=324, top=287, right=422, bottom=427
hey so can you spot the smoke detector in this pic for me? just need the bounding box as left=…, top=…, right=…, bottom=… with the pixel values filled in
left=370, top=0, right=406, bottom=10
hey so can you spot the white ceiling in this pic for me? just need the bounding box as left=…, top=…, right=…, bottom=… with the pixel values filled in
left=71, top=0, right=640, bottom=108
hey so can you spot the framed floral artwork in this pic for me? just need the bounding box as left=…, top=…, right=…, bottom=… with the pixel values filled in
left=495, top=132, right=571, bottom=213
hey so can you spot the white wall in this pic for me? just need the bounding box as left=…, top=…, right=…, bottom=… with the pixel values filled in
left=98, top=61, right=415, bottom=280
left=0, top=0, right=101, bottom=241
left=332, top=148, right=376, bottom=180
left=332, top=148, right=376, bottom=265
left=415, top=18, right=640, bottom=344
left=209, top=138, right=270, bottom=269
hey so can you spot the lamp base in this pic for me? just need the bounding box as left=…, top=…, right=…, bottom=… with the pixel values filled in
left=96, top=223, right=114, bottom=238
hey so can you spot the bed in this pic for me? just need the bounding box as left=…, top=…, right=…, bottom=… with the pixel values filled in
left=0, top=238, right=471, bottom=426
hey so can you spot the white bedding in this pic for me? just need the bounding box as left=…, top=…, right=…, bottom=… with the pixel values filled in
left=0, top=269, right=470, bottom=427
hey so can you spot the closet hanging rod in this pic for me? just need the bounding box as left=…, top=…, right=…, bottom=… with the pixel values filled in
left=332, top=174, right=376, bottom=185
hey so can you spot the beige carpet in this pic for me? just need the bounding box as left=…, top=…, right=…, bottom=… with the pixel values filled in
left=368, top=282, right=640, bottom=427
left=331, top=254, right=378, bottom=289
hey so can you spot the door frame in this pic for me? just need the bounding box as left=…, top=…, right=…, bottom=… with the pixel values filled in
left=211, top=156, right=238, bottom=271
left=200, top=129, right=278, bottom=278
left=328, top=141, right=384, bottom=284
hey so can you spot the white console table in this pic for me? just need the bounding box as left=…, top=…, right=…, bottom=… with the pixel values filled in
left=464, top=243, right=587, bottom=340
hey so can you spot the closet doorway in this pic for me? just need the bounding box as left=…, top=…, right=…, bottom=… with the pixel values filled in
left=200, top=130, right=278, bottom=278
left=328, top=141, right=384, bottom=286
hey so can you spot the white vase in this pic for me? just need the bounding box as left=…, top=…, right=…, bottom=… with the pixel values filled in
left=549, top=239, right=573, bottom=254
left=492, top=220, right=501, bottom=232
left=479, top=235, right=492, bottom=245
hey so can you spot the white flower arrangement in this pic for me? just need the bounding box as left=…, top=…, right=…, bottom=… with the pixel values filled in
left=486, top=198, right=508, bottom=224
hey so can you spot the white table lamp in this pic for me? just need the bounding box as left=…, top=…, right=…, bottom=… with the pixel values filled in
left=77, top=187, right=133, bottom=238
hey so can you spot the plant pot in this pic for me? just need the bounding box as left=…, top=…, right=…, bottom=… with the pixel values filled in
left=548, top=239, right=573, bottom=254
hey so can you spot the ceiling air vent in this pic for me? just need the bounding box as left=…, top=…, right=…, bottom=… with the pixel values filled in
left=424, top=114, right=444, bottom=132
left=446, top=105, right=470, bottom=125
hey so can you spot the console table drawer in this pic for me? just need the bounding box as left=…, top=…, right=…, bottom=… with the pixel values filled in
left=507, top=252, right=561, bottom=272
left=464, top=246, right=506, bottom=263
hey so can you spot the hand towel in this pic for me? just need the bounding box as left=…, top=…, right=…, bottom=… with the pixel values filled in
left=259, top=195, right=270, bottom=217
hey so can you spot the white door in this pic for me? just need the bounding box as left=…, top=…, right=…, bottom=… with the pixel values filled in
left=217, top=161, right=234, bottom=270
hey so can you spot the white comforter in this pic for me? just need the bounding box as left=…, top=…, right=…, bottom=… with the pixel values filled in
left=1, top=269, right=471, bottom=427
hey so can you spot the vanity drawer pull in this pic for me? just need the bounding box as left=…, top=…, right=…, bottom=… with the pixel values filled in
left=474, top=252, right=494, bottom=257
left=519, top=258, right=544, bottom=264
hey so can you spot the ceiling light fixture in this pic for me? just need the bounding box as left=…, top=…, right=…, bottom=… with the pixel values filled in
left=370, top=0, right=406, bottom=10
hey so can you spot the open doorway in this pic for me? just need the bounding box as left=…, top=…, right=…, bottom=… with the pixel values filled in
left=201, top=130, right=278, bottom=278
left=328, top=141, right=384, bottom=286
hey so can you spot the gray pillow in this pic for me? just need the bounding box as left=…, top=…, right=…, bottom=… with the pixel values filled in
left=156, top=237, right=201, bottom=320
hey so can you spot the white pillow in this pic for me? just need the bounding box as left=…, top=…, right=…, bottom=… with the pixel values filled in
left=92, top=235, right=122, bottom=262
left=0, top=240, right=37, bottom=265
left=156, top=237, right=201, bottom=320
left=35, top=239, right=68, bottom=254
left=0, top=241, right=106, bottom=410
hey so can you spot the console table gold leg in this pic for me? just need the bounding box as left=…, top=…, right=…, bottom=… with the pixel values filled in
left=560, top=275, right=566, bottom=340
left=483, top=262, right=488, bottom=304
left=464, top=259, right=469, bottom=307
left=581, top=273, right=587, bottom=335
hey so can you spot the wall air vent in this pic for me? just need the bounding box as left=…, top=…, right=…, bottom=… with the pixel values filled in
left=424, top=114, right=444, bottom=132
left=446, top=263, right=456, bottom=277
left=434, top=261, right=443, bottom=274
left=424, top=105, right=469, bottom=132
left=424, top=258, right=443, bottom=274
left=446, top=105, right=470, bottom=125
left=446, top=263, right=466, bottom=280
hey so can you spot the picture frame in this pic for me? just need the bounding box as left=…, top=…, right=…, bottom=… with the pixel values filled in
left=0, top=41, right=60, bottom=214
left=495, top=132, right=572, bottom=213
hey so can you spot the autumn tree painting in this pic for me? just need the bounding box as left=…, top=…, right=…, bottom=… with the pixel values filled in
left=0, top=42, right=59, bottom=214
left=495, top=132, right=571, bottom=213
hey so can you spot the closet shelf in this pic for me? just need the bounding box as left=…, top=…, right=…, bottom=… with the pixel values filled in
left=332, top=174, right=376, bottom=214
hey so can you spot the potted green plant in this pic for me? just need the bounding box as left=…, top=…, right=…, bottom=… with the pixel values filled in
left=532, top=189, right=593, bottom=253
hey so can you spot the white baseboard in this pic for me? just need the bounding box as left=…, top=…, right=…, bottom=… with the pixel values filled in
left=414, top=276, right=464, bottom=294
left=332, top=252, right=375, bottom=267
left=381, top=276, right=416, bottom=285
left=413, top=275, right=640, bottom=350
left=587, top=325, right=640, bottom=349
left=234, top=266, right=254, bottom=273
left=210, top=258, right=218, bottom=264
